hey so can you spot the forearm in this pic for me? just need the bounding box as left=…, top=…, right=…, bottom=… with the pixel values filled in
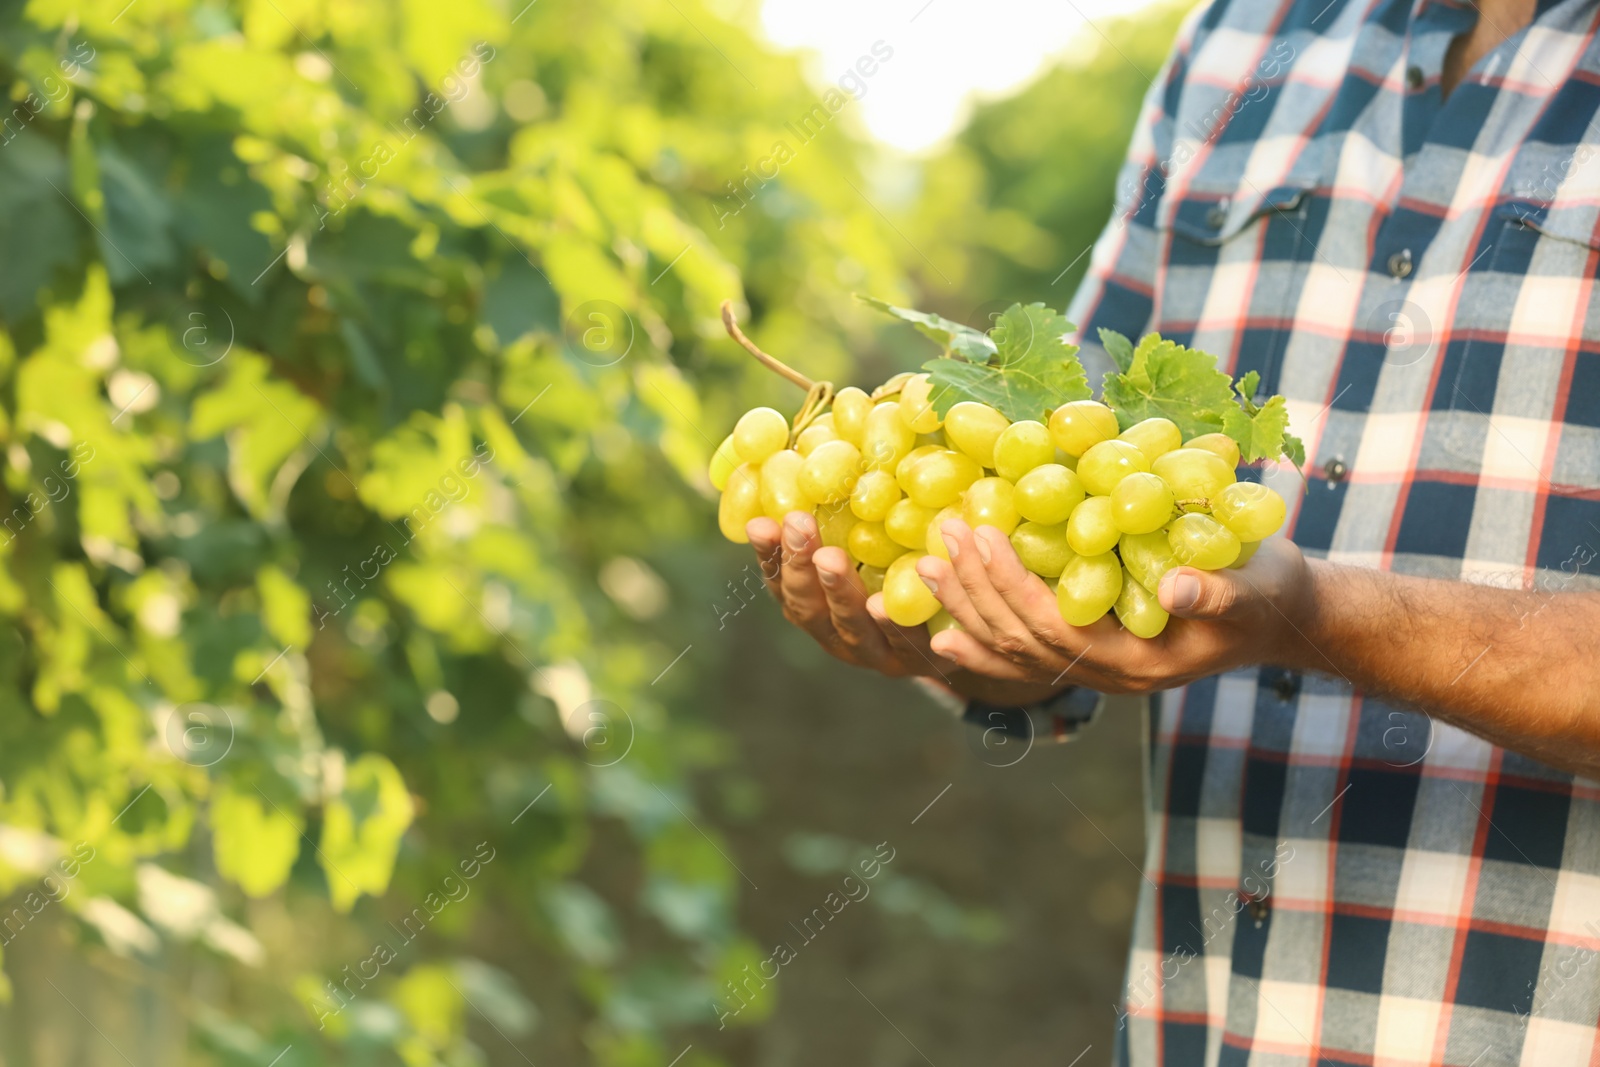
left=1279, top=559, right=1600, bottom=779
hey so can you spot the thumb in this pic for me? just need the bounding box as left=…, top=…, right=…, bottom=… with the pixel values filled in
left=1158, top=566, right=1248, bottom=620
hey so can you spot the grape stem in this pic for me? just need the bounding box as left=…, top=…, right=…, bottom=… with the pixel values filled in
left=720, top=300, right=815, bottom=391
left=1175, top=497, right=1212, bottom=512
left=720, top=299, right=833, bottom=445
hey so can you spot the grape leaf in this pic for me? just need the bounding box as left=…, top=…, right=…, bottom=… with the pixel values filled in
left=1100, top=332, right=1236, bottom=437
left=1224, top=370, right=1305, bottom=465
left=1234, top=370, right=1260, bottom=404
left=1222, top=395, right=1292, bottom=464
left=857, top=294, right=996, bottom=360
left=921, top=302, right=1090, bottom=422
left=1098, top=328, right=1135, bottom=373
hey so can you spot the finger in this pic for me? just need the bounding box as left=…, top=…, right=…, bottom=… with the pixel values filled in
left=775, top=512, right=835, bottom=640
left=747, top=517, right=784, bottom=597
left=813, top=546, right=898, bottom=669
left=971, top=525, right=1078, bottom=641
left=1158, top=566, right=1249, bottom=620
left=936, top=519, right=1040, bottom=656
left=864, top=593, right=955, bottom=679
left=925, top=627, right=1035, bottom=680
left=911, top=553, right=992, bottom=643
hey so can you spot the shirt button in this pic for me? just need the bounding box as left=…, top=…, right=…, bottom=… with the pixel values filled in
left=1272, top=670, right=1301, bottom=703
left=1322, top=457, right=1347, bottom=483
left=1406, top=65, right=1425, bottom=90
left=1243, top=891, right=1271, bottom=924
left=1387, top=248, right=1413, bottom=278
left=1205, top=200, right=1230, bottom=229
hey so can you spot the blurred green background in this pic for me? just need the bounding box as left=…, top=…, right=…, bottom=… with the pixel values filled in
left=0, top=0, right=1189, bottom=1063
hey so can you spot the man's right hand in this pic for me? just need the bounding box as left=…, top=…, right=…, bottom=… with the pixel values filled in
left=746, top=512, right=949, bottom=680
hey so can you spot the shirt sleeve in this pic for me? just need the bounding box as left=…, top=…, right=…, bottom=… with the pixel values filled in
left=1066, top=3, right=1211, bottom=352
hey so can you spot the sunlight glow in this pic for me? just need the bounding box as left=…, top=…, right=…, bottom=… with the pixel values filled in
left=759, top=0, right=1163, bottom=152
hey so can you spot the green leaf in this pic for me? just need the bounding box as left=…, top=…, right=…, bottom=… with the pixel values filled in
left=1101, top=332, right=1236, bottom=436
left=1222, top=370, right=1302, bottom=464
left=1098, top=328, right=1135, bottom=373
left=212, top=782, right=303, bottom=898
left=922, top=303, right=1090, bottom=422
left=856, top=294, right=995, bottom=360
left=1221, top=394, right=1292, bottom=464
left=0, top=131, right=80, bottom=319
left=320, top=753, right=415, bottom=912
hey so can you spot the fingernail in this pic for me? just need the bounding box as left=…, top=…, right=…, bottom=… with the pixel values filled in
left=785, top=527, right=806, bottom=553
left=1172, top=573, right=1200, bottom=612
left=920, top=575, right=938, bottom=595
left=974, top=533, right=991, bottom=564
left=941, top=534, right=960, bottom=559
left=936, top=648, right=958, bottom=663
left=818, top=568, right=838, bottom=587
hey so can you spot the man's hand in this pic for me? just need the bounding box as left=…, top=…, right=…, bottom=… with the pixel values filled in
left=745, top=512, right=947, bottom=679
left=915, top=518, right=1315, bottom=694
left=746, top=512, right=1075, bottom=706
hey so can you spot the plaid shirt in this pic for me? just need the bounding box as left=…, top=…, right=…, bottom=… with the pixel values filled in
left=1061, top=0, right=1600, bottom=1063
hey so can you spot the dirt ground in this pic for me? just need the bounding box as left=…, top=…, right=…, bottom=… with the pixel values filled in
left=713, top=610, right=1148, bottom=1066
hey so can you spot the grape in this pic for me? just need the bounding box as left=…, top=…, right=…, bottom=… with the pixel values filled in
left=902, top=449, right=983, bottom=508
left=850, top=469, right=902, bottom=522
left=1118, top=417, right=1182, bottom=463
left=1057, top=551, right=1122, bottom=627
left=862, top=401, right=917, bottom=471
left=858, top=562, right=888, bottom=594
left=798, top=439, right=862, bottom=504
left=883, top=552, right=941, bottom=626
left=831, top=387, right=872, bottom=447
left=848, top=521, right=907, bottom=568
left=1014, top=463, right=1085, bottom=525
left=943, top=401, right=1011, bottom=468
left=884, top=498, right=940, bottom=549
left=898, top=373, right=943, bottom=433
left=895, top=444, right=945, bottom=485
left=1184, top=432, right=1241, bottom=468
left=962, top=476, right=1020, bottom=535
left=1168, top=512, right=1241, bottom=569
left=709, top=434, right=740, bottom=491
left=1228, top=540, right=1260, bottom=569
left=795, top=418, right=838, bottom=456
left=1151, top=448, right=1236, bottom=504
left=1114, top=568, right=1170, bottom=638
left=927, top=608, right=963, bottom=636
left=1076, top=439, right=1149, bottom=496
left=1212, top=481, right=1286, bottom=542
left=759, top=449, right=811, bottom=520
left=1109, top=471, right=1175, bottom=534
left=733, top=407, right=789, bottom=464
left=816, top=500, right=857, bottom=549
left=1120, top=530, right=1177, bottom=596
left=1066, top=494, right=1120, bottom=556
left=993, top=420, right=1054, bottom=481
left=1048, top=399, right=1119, bottom=457
left=1010, top=521, right=1076, bottom=578
left=926, top=505, right=962, bottom=559
left=717, top=463, right=762, bottom=543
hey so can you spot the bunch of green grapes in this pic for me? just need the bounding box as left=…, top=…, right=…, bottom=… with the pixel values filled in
left=711, top=375, right=1286, bottom=640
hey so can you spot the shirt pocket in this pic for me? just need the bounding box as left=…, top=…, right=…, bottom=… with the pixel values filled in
left=1438, top=200, right=1600, bottom=446
left=1152, top=170, right=1322, bottom=370
left=1434, top=200, right=1600, bottom=558
left=1162, top=179, right=1318, bottom=248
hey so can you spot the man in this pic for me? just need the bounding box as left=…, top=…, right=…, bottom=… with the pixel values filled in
left=747, top=0, right=1600, bottom=1062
